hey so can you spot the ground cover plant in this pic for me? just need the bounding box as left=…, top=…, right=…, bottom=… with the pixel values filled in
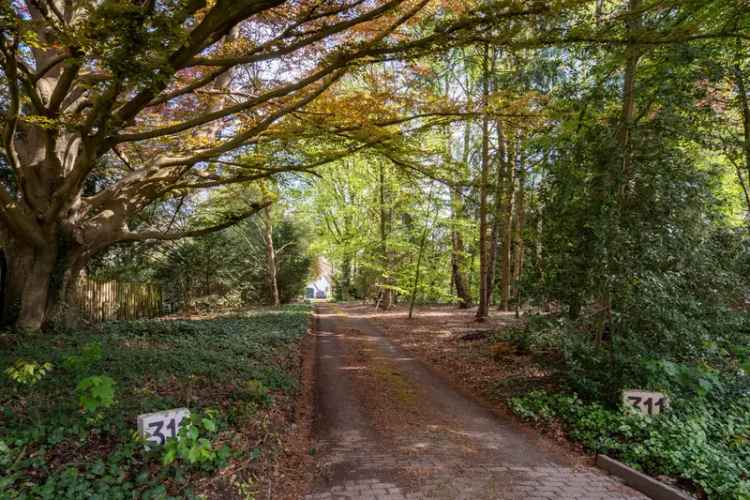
left=0, top=305, right=311, bottom=499
left=507, top=312, right=750, bottom=500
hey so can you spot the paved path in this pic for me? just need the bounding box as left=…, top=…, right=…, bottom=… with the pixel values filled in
left=305, top=304, right=647, bottom=500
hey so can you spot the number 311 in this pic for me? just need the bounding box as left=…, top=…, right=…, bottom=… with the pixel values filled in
left=148, top=418, right=178, bottom=444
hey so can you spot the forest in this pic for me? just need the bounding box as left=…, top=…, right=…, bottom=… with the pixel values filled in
left=1, top=1, right=750, bottom=499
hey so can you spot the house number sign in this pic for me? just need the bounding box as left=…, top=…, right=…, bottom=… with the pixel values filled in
left=137, top=408, right=190, bottom=446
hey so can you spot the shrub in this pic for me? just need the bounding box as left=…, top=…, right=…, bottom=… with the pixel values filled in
left=76, top=375, right=117, bottom=413
left=5, top=359, right=53, bottom=387
left=510, top=389, right=750, bottom=499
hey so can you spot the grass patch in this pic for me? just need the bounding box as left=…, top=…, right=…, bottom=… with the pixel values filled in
left=0, top=305, right=311, bottom=499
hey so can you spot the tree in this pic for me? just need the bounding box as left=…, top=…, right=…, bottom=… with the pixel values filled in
left=0, top=0, right=455, bottom=329
left=260, top=206, right=280, bottom=307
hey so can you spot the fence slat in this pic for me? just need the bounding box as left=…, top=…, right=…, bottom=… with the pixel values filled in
left=73, top=277, right=162, bottom=322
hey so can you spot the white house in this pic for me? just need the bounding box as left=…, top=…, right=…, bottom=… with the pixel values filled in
left=305, top=258, right=333, bottom=299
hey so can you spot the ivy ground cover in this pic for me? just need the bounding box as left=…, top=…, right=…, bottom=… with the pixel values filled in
left=0, top=305, right=311, bottom=499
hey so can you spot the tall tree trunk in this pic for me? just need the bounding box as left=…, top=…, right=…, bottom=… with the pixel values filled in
left=451, top=202, right=472, bottom=308
left=476, top=44, right=491, bottom=321
left=512, top=152, right=526, bottom=303
left=734, top=40, right=750, bottom=215
left=341, top=255, right=352, bottom=301
left=450, top=92, right=474, bottom=309
left=5, top=227, right=87, bottom=330
left=487, top=118, right=508, bottom=305
left=499, top=133, right=516, bottom=311
left=261, top=208, right=280, bottom=307
left=2, top=238, right=33, bottom=326
left=409, top=211, right=434, bottom=319
left=618, top=0, right=642, bottom=197
left=16, top=246, right=57, bottom=331
left=379, top=162, right=393, bottom=310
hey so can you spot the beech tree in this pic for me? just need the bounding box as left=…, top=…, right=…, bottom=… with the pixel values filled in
left=0, top=0, right=458, bottom=330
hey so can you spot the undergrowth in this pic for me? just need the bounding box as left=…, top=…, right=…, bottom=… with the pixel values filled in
left=0, top=305, right=310, bottom=499
left=506, top=311, right=750, bottom=500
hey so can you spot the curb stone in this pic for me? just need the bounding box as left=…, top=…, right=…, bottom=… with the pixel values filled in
left=596, top=455, right=694, bottom=500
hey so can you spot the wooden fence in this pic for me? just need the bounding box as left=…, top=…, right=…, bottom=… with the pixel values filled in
left=73, top=278, right=162, bottom=322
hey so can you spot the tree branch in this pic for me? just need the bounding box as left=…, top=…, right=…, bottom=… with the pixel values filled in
left=116, top=199, right=273, bottom=242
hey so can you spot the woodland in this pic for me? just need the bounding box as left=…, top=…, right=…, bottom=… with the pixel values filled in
left=2, top=0, right=750, bottom=498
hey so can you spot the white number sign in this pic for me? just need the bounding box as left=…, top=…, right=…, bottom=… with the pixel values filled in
left=137, top=408, right=190, bottom=446
left=622, top=390, right=669, bottom=416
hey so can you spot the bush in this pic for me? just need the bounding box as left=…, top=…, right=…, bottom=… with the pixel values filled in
left=510, top=388, right=750, bottom=499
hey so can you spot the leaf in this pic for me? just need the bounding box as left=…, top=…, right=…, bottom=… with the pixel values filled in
left=162, top=448, right=177, bottom=466
left=201, top=418, right=216, bottom=432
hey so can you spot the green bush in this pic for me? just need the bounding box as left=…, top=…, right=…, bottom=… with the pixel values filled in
left=76, top=375, right=117, bottom=413
left=510, top=388, right=750, bottom=499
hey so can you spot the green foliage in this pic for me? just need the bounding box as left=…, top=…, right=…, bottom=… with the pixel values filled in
left=161, top=412, right=229, bottom=469
left=510, top=387, right=750, bottom=499
left=5, top=359, right=53, bottom=387
left=241, top=379, right=272, bottom=407
left=145, top=216, right=310, bottom=309
left=0, top=306, right=310, bottom=498
left=76, top=376, right=116, bottom=413
left=63, top=342, right=103, bottom=375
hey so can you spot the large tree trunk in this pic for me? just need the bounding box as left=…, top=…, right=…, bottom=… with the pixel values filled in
left=2, top=239, right=33, bottom=326
left=16, top=246, right=57, bottom=331
left=487, top=118, right=509, bottom=306
left=451, top=87, right=474, bottom=309
left=476, top=44, right=491, bottom=321
left=499, top=133, right=516, bottom=311
left=5, top=228, right=87, bottom=331
left=512, top=152, right=526, bottom=305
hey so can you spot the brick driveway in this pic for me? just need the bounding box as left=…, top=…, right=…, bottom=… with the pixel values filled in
left=305, top=305, right=647, bottom=500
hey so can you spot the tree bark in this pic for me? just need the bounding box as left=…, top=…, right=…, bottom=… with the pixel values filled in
left=476, top=44, right=491, bottom=321
left=733, top=40, right=750, bottom=215
left=261, top=207, right=280, bottom=307
left=451, top=88, right=474, bottom=309
left=451, top=221, right=472, bottom=308
left=512, top=150, right=526, bottom=303
left=450, top=185, right=471, bottom=308
left=617, top=0, right=642, bottom=196
left=5, top=225, right=88, bottom=331
left=408, top=211, right=433, bottom=319
left=378, top=162, right=393, bottom=310
left=499, top=133, right=516, bottom=311
left=487, top=117, right=508, bottom=306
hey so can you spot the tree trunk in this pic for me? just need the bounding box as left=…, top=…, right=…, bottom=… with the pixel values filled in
left=451, top=229, right=472, bottom=308
left=341, top=255, right=352, bottom=301
left=379, top=162, right=393, bottom=310
left=16, top=246, right=57, bottom=331
left=487, top=118, right=509, bottom=306
left=261, top=207, right=280, bottom=307
left=450, top=186, right=471, bottom=308
left=499, top=133, right=516, bottom=311
left=512, top=148, right=527, bottom=302
left=2, top=239, right=33, bottom=326
left=4, top=228, right=86, bottom=331
left=617, top=0, right=642, bottom=197
left=734, top=40, right=750, bottom=215
left=476, top=44, right=491, bottom=321
left=408, top=215, right=432, bottom=319
left=451, top=85, right=473, bottom=309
